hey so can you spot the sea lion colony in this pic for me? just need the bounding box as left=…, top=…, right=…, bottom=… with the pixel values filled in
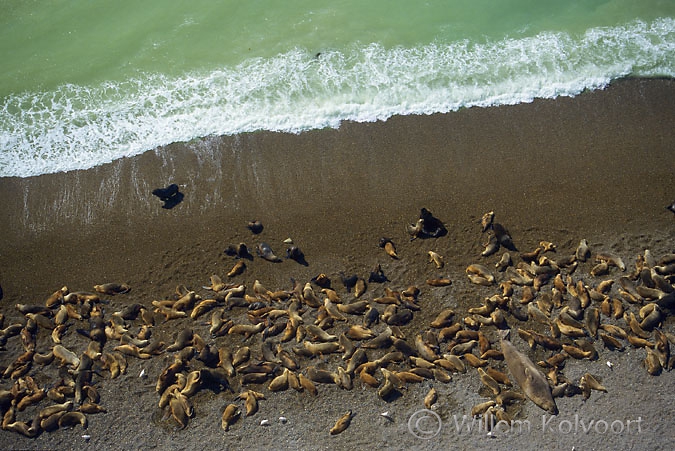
left=0, top=209, right=673, bottom=438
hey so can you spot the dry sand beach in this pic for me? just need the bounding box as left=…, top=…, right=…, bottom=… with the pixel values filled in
left=0, top=78, right=674, bottom=450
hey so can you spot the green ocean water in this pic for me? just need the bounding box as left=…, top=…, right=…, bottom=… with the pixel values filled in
left=1, top=0, right=674, bottom=177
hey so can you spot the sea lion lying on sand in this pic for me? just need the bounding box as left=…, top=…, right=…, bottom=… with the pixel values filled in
left=152, top=183, right=183, bottom=209
left=500, top=330, right=558, bottom=415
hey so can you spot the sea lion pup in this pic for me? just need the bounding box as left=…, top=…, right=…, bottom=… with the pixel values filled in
left=499, top=330, right=558, bottom=415
left=152, top=183, right=183, bottom=209
left=257, top=242, right=282, bottom=262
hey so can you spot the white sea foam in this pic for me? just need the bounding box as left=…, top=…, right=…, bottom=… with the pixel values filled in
left=1, top=18, right=673, bottom=177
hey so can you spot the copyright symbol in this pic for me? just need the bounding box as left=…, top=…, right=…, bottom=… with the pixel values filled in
left=407, top=409, right=441, bottom=439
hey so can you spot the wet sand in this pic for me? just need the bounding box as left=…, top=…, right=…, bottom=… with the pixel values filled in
left=0, top=78, right=674, bottom=450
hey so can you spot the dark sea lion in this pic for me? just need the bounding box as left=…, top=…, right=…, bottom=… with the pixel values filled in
left=152, top=183, right=179, bottom=200
left=152, top=183, right=183, bottom=209
left=419, top=208, right=448, bottom=238
left=406, top=208, right=447, bottom=240
left=285, top=246, right=308, bottom=266
left=247, top=220, right=264, bottom=234
left=311, top=273, right=331, bottom=288
left=257, top=242, right=282, bottom=262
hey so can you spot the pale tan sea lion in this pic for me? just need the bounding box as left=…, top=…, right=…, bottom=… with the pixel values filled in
left=500, top=332, right=558, bottom=415
left=428, top=251, right=444, bottom=268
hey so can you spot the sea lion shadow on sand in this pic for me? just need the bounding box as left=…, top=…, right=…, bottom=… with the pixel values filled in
left=152, top=184, right=184, bottom=209
left=667, top=200, right=675, bottom=215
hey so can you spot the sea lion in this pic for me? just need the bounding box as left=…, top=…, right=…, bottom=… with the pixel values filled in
left=238, top=390, right=265, bottom=416
left=285, top=246, right=308, bottom=265
left=225, top=243, right=252, bottom=259
left=58, top=411, right=88, bottom=429
left=500, top=331, right=558, bottom=415
left=94, top=283, right=130, bottom=295
left=256, top=242, right=282, bottom=262
left=466, top=264, right=495, bottom=284
left=480, top=211, right=495, bottom=232
left=379, top=238, right=399, bottom=259
left=268, top=369, right=290, bottom=392
left=152, top=183, right=179, bottom=200
left=227, top=260, right=246, bottom=277
left=419, top=208, right=447, bottom=237
left=481, top=233, right=500, bottom=257
left=495, top=252, right=511, bottom=271
left=428, top=251, right=444, bottom=268
left=221, top=404, right=240, bottom=431
left=407, top=208, right=447, bottom=240
left=407, top=219, right=425, bottom=240
left=426, top=278, right=452, bottom=287
left=575, top=239, right=591, bottom=262
left=152, top=183, right=183, bottom=209
left=329, top=410, right=354, bottom=435
left=247, top=220, right=264, bottom=234
left=430, top=309, right=455, bottom=329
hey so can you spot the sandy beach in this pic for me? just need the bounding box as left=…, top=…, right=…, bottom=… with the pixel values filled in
left=0, top=78, right=674, bottom=450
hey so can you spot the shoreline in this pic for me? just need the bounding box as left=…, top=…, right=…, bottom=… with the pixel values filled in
left=2, top=78, right=674, bottom=296
left=0, top=77, right=673, bottom=450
